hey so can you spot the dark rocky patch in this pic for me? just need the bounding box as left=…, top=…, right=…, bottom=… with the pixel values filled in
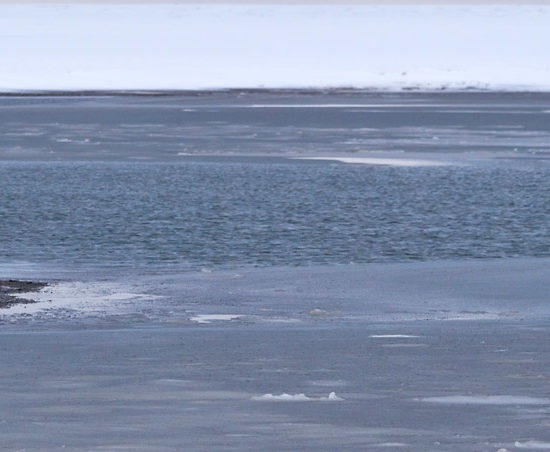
left=0, top=280, right=48, bottom=309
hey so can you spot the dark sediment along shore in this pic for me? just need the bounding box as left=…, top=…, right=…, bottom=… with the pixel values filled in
left=0, top=280, right=47, bottom=308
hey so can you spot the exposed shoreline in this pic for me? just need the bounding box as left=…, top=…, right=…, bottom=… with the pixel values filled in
left=0, top=280, right=48, bottom=309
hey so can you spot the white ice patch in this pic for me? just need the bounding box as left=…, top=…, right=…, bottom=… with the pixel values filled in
left=515, top=441, right=550, bottom=450
left=2, top=281, right=163, bottom=316
left=252, top=392, right=343, bottom=402
left=309, top=308, right=330, bottom=316
left=420, top=395, right=550, bottom=406
left=295, top=157, right=449, bottom=167
left=190, top=314, right=242, bottom=324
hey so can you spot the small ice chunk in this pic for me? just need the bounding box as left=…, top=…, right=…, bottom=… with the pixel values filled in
left=326, top=392, right=343, bottom=401
left=252, top=392, right=343, bottom=402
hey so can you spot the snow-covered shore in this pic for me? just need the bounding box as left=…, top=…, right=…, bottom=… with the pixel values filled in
left=2, top=4, right=550, bottom=92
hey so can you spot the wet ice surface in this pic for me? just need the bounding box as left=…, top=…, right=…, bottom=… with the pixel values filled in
left=2, top=257, right=549, bottom=326
left=2, top=321, right=550, bottom=451
left=1, top=259, right=550, bottom=449
left=2, top=92, right=550, bottom=161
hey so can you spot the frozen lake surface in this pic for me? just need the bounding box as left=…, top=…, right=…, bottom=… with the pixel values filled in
left=3, top=320, right=550, bottom=451
left=2, top=92, right=550, bottom=450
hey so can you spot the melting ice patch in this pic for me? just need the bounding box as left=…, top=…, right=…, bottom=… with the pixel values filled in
left=252, top=392, right=343, bottom=402
left=420, top=395, right=550, bottom=405
left=295, top=157, right=450, bottom=167
left=2, top=281, right=164, bottom=316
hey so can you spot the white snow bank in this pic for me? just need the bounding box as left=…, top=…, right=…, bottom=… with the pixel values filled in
left=252, top=392, right=343, bottom=402
left=2, top=4, right=550, bottom=91
left=420, top=395, right=550, bottom=405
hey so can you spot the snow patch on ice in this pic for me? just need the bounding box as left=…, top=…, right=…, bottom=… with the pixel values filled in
left=309, top=308, right=330, bottom=316
left=420, top=395, right=550, bottom=405
left=296, top=157, right=449, bottom=167
left=2, top=281, right=164, bottom=316
left=190, top=314, right=242, bottom=324
left=252, top=392, right=343, bottom=402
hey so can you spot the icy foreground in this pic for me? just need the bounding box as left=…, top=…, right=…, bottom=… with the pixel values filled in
left=2, top=4, right=550, bottom=91
left=3, top=321, right=550, bottom=450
